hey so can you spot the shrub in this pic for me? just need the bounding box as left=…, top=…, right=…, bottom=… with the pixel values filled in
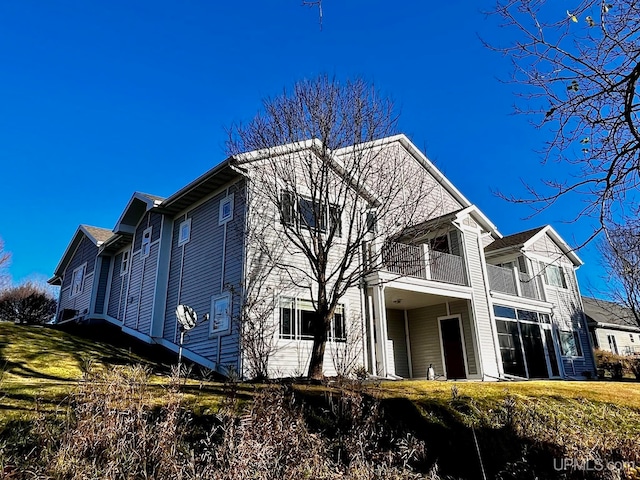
left=0, top=282, right=57, bottom=324
left=629, top=356, right=640, bottom=380
left=595, top=349, right=631, bottom=380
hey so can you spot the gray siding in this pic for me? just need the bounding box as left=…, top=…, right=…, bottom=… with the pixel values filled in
left=136, top=242, right=159, bottom=334
left=163, top=181, right=245, bottom=371
left=58, top=235, right=99, bottom=318
left=124, top=251, right=143, bottom=329
left=463, top=229, right=500, bottom=377
left=408, top=303, right=447, bottom=378
left=107, top=250, right=128, bottom=321
left=94, top=256, right=111, bottom=314
left=386, top=309, right=409, bottom=378
left=61, top=236, right=98, bottom=289
left=449, top=300, right=477, bottom=375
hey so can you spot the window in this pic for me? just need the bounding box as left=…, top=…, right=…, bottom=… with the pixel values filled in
left=178, top=218, right=191, bottom=246
left=120, top=250, right=130, bottom=276
left=280, top=191, right=341, bottom=235
left=141, top=227, right=152, bottom=258
left=70, top=264, right=86, bottom=298
left=543, top=264, right=567, bottom=288
left=630, top=334, right=635, bottom=343
left=494, top=305, right=517, bottom=319
left=219, top=194, right=234, bottom=225
left=279, top=297, right=345, bottom=341
left=559, top=330, right=583, bottom=357
left=210, top=294, right=231, bottom=336
left=366, top=210, right=377, bottom=233
left=430, top=235, right=450, bottom=254
left=607, top=334, right=619, bottom=355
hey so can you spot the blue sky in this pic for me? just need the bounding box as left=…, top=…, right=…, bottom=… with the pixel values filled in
left=0, top=1, right=607, bottom=295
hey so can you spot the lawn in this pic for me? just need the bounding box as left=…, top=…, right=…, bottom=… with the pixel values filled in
left=2, top=322, right=640, bottom=478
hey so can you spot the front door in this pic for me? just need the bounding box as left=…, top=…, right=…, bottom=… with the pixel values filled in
left=440, top=317, right=467, bottom=379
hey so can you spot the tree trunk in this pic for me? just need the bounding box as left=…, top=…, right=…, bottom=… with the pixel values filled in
left=307, top=315, right=330, bottom=379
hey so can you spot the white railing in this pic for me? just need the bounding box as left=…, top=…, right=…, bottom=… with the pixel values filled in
left=380, top=242, right=467, bottom=286
left=487, top=264, right=542, bottom=300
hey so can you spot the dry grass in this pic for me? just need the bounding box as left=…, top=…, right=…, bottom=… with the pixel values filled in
left=372, top=379, right=640, bottom=409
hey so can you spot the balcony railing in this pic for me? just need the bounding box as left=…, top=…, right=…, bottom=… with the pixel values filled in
left=487, top=264, right=542, bottom=300
left=380, top=241, right=467, bottom=286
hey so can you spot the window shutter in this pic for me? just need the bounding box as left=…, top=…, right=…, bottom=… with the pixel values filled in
left=281, top=191, right=294, bottom=225
left=517, top=256, right=527, bottom=274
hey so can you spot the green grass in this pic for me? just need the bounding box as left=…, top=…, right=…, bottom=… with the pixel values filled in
left=0, top=323, right=243, bottom=424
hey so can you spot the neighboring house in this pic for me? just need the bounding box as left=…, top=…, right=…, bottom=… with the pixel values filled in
left=48, top=134, right=597, bottom=380
left=583, top=297, right=640, bottom=356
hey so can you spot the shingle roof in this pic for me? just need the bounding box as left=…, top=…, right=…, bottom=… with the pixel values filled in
left=583, top=297, right=640, bottom=330
left=484, top=226, right=546, bottom=253
left=137, top=192, right=165, bottom=203
left=81, top=225, right=114, bottom=245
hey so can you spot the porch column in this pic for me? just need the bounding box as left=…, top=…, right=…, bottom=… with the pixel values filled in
left=372, top=284, right=388, bottom=377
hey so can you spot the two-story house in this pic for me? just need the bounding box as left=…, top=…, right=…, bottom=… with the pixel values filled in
left=48, top=135, right=596, bottom=380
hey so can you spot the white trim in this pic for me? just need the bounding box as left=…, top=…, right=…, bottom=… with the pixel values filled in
left=178, top=218, right=191, bottom=246
left=489, top=292, right=553, bottom=311
left=121, top=324, right=154, bottom=344
left=523, top=225, right=583, bottom=266
left=437, top=314, right=469, bottom=379
left=70, top=263, right=87, bottom=298
left=218, top=193, right=234, bottom=225
left=153, top=337, right=219, bottom=371
left=120, top=249, right=131, bottom=276
left=210, top=292, right=232, bottom=337
left=141, top=227, right=152, bottom=258
left=404, top=309, right=413, bottom=378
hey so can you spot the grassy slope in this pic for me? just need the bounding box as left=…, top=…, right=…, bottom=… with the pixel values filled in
left=2, top=323, right=640, bottom=478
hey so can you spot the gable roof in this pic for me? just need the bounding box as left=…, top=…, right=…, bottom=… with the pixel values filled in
left=583, top=296, right=640, bottom=331
left=485, top=225, right=582, bottom=266
left=397, top=205, right=501, bottom=241
left=335, top=134, right=475, bottom=210
left=485, top=226, right=545, bottom=253
left=48, top=225, right=113, bottom=286
left=113, top=192, right=164, bottom=235
left=232, top=138, right=380, bottom=206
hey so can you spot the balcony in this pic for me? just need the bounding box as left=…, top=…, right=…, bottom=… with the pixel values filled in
left=487, top=264, right=543, bottom=300
left=380, top=241, right=468, bottom=286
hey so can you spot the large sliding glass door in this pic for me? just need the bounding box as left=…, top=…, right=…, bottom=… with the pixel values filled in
left=494, top=305, right=562, bottom=379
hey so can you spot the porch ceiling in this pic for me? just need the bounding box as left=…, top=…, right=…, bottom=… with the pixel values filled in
left=384, top=287, right=463, bottom=310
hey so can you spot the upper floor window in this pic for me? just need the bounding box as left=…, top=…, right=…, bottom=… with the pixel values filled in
left=219, top=194, right=234, bottom=225
left=280, top=191, right=341, bottom=236
left=121, top=250, right=130, bottom=276
left=141, top=227, right=152, bottom=258
left=70, top=263, right=86, bottom=298
left=543, top=263, right=567, bottom=288
left=178, top=218, right=191, bottom=246
left=279, top=297, right=345, bottom=342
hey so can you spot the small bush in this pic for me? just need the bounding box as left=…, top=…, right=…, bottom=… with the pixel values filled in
left=595, top=349, right=631, bottom=379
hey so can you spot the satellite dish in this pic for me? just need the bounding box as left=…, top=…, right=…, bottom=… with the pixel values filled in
left=175, top=304, right=197, bottom=330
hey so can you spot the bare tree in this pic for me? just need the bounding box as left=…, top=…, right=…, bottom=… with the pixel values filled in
left=227, top=75, right=437, bottom=379
left=0, top=237, right=11, bottom=290
left=599, top=227, right=640, bottom=326
left=489, top=0, right=640, bottom=240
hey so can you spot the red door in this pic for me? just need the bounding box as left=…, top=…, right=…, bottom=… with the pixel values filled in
left=441, top=318, right=467, bottom=379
